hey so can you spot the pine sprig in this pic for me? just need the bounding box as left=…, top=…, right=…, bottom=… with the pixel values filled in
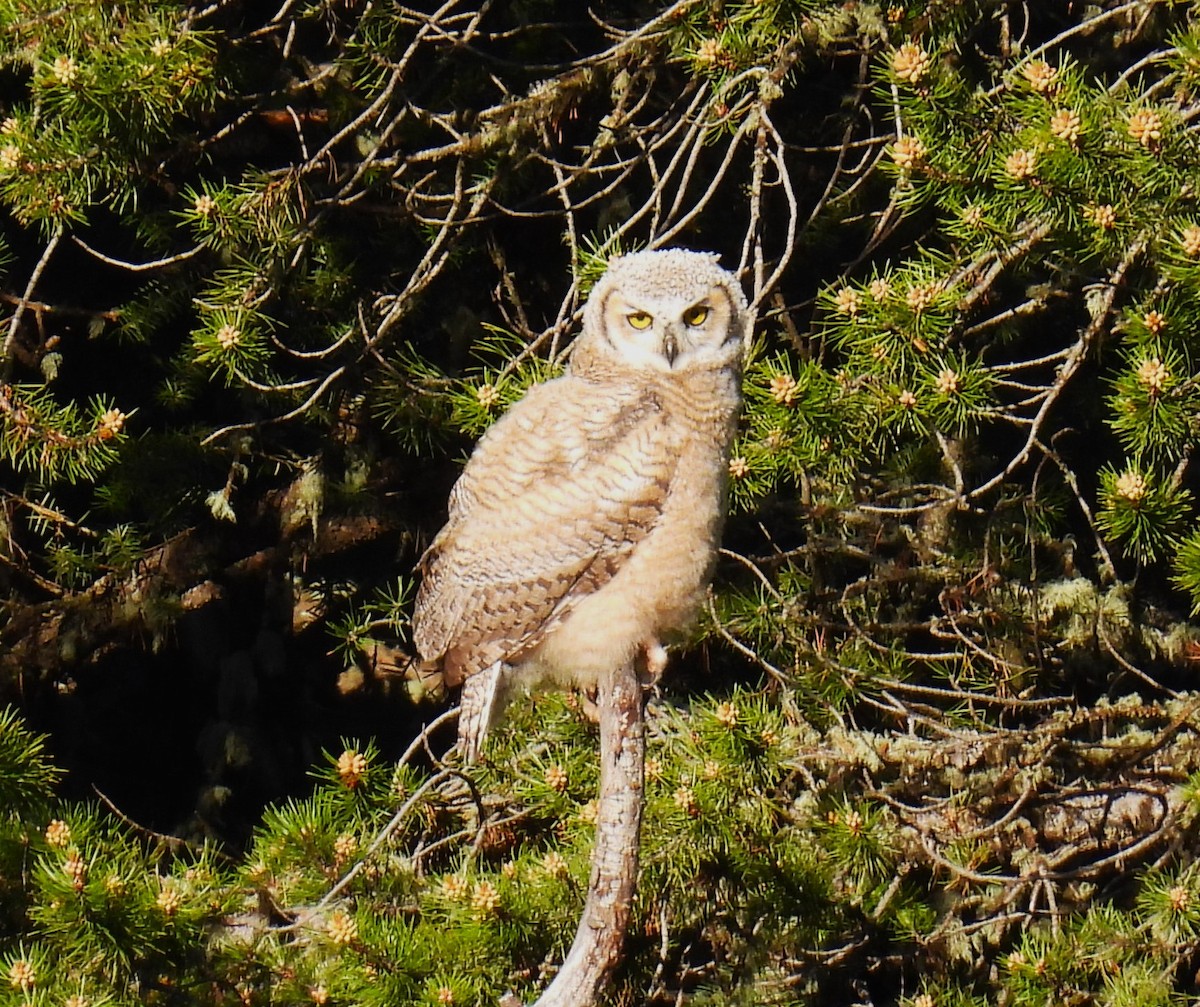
left=0, top=707, right=62, bottom=820
left=0, top=384, right=127, bottom=484
left=1096, top=464, right=1190, bottom=565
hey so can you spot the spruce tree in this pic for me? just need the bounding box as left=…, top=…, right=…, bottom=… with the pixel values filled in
left=5, top=2, right=1200, bottom=1005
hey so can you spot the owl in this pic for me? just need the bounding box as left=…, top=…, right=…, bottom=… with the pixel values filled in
left=412, top=249, right=749, bottom=760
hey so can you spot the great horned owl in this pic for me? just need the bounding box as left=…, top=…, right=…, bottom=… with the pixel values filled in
left=412, top=249, right=749, bottom=760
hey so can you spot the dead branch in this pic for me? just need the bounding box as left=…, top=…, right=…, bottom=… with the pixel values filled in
left=525, top=659, right=645, bottom=1007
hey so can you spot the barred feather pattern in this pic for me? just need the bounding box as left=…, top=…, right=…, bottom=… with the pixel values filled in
left=412, top=249, right=749, bottom=759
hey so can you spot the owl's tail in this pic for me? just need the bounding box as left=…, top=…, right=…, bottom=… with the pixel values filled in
left=457, top=661, right=506, bottom=762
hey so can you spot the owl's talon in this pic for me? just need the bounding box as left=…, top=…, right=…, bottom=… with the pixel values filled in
left=638, top=642, right=669, bottom=685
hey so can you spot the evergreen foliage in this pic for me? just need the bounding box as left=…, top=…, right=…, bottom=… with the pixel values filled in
left=7, top=1, right=1200, bottom=1005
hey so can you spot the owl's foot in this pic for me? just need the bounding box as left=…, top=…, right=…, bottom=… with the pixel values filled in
left=574, top=643, right=667, bottom=724
left=638, top=641, right=669, bottom=685
left=578, top=688, right=600, bottom=724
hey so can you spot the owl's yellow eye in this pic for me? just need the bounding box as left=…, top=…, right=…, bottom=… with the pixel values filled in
left=683, top=305, right=710, bottom=327
left=627, top=311, right=653, bottom=330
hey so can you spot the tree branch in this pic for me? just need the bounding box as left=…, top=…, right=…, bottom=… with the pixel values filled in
left=526, top=659, right=645, bottom=1007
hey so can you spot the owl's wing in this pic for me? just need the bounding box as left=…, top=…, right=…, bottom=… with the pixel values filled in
left=412, top=377, right=676, bottom=686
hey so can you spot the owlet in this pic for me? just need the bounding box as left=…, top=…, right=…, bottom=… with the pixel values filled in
left=413, top=249, right=749, bottom=759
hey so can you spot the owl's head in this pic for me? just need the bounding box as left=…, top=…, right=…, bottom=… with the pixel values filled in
left=577, top=249, right=749, bottom=375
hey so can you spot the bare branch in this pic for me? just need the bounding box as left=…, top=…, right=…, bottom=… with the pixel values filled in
left=526, top=660, right=644, bottom=1007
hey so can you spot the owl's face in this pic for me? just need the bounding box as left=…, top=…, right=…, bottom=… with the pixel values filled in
left=580, top=250, right=748, bottom=375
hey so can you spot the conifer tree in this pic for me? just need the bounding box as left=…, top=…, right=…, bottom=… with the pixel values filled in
left=5, top=2, right=1200, bottom=1005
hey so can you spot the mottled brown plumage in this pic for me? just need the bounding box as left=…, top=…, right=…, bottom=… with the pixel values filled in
left=413, top=249, right=748, bottom=758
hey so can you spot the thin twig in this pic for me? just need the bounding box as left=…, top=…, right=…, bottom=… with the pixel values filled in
left=3, top=228, right=62, bottom=378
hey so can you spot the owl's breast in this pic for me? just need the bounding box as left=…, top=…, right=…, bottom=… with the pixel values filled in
left=522, top=386, right=738, bottom=691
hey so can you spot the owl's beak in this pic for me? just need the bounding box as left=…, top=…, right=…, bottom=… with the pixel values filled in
left=662, top=330, right=679, bottom=366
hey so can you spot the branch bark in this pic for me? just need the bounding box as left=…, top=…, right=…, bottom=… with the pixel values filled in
left=0, top=506, right=404, bottom=700
left=527, top=660, right=645, bottom=1007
